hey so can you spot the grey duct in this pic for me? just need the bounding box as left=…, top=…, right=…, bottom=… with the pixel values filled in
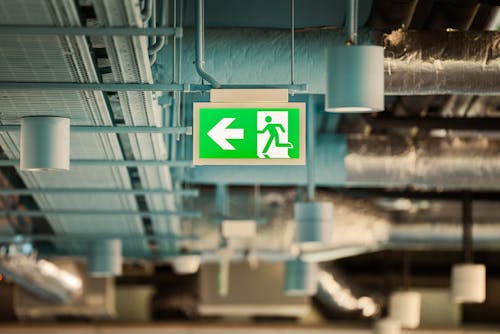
left=158, top=29, right=499, bottom=95
left=0, top=247, right=82, bottom=303
left=190, top=135, right=500, bottom=190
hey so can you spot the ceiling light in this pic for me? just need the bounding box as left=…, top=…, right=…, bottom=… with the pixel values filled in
left=325, top=0, right=384, bottom=113
left=388, top=290, right=421, bottom=329
left=451, top=263, right=486, bottom=303
left=373, top=318, right=401, bottom=334
left=88, top=239, right=122, bottom=277
left=326, top=45, right=384, bottom=113
left=171, top=254, right=201, bottom=275
left=284, top=258, right=318, bottom=296
left=20, top=116, right=70, bottom=171
left=294, top=202, right=333, bottom=246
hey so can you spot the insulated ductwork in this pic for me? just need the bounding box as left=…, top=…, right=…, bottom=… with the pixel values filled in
left=158, top=29, right=499, bottom=95
left=191, top=135, right=500, bottom=190
left=0, top=246, right=82, bottom=303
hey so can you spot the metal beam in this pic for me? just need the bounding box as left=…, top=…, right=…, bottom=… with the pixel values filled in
left=0, top=159, right=192, bottom=168
left=0, top=188, right=199, bottom=197
left=366, top=116, right=500, bottom=131
left=0, top=125, right=192, bottom=135
left=0, top=26, right=183, bottom=37
left=0, top=234, right=196, bottom=243
left=0, top=82, right=185, bottom=92
left=0, top=82, right=307, bottom=93
left=0, top=209, right=201, bottom=218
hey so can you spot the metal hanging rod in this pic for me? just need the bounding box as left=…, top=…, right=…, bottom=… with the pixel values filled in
left=0, top=159, right=192, bottom=168
left=0, top=188, right=199, bottom=197
left=0, top=209, right=201, bottom=218
left=0, top=26, right=183, bottom=37
left=0, top=82, right=307, bottom=92
left=0, top=234, right=197, bottom=243
left=0, top=125, right=192, bottom=135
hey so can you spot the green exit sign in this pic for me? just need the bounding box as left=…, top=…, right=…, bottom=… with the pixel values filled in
left=193, top=102, right=305, bottom=165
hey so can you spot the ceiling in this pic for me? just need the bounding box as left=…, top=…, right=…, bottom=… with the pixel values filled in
left=0, top=0, right=499, bottom=325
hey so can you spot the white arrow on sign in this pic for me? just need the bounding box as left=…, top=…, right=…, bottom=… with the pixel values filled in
left=207, top=118, right=244, bottom=150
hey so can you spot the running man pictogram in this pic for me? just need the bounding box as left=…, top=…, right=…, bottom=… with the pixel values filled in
left=257, top=114, right=293, bottom=158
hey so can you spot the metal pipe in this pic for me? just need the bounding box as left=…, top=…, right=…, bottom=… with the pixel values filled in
left=148, top=0, right=167, bottom=56
left=141, top=0, right=154, bottom=23
left=0, top=26, right=181, bottom=36
left=0, top=159, right=192, bottom=167
left=194, top=0, right=221, bottom=88
left=290, top=0, right=295, bottom=85
left=189, top=83, right=307, bottom=91
left=0, top=188, right=199, bottom=197
left=0, top=82, right=307, bottom=92
left=0, top=82, right=185, bottom=92
left=346, top=0, right=358, bottom=44
left=0, top=125, right=192, bottom=135
left=306, top=95, right=315, bottom=201
left=0, top=209, right=201, bottom=218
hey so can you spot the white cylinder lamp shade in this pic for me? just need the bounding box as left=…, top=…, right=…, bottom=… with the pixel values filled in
left=294, top=202, right=333, bottom=245
left=88, top=239, right=123, bottom=277
left=388, top=291, right=421, bottom=329
left=451, top=263, right=486, bottom=303
left=284, top=258, right=318, bottom=296
left=374, top=318, right=401, bottom=334
left=326, top=45, right=384, bottom=112
left=171, top=255, right=201, bottom=275
left=20, top=116, right=70, bottom=171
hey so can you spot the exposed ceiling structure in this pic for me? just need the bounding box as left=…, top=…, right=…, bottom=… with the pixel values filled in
left=0, top=0, right=499, bottom=331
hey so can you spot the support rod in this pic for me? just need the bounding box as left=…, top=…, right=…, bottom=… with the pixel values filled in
left=0, top=82, right=185, bottom=92
left=0, top=209, right=201, bottom=218
left=0, top=159, right=192, bottom=167
left=0, top=26, right=182, bottom=36
left=306, top=95, right=315, bottom=201
left=462, top=191, right=474, bottom=263
left=194, top=0, right=221, bottom=88
left=346, top=0, right=358, bottom=44
left=0, top=188, right=199, bottom=197
left=0, top=125, right=192, bottom=135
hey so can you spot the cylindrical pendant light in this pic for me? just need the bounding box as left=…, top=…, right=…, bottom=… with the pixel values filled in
left=388, top=291, right=421, bottom=329
left=294, top=202, right=333, bottom=245
left=88, top=239, right=122, bottom=277
left=284, top=258, right=318, bottom=296
left=171, top=254, right=201, bottom=275
left=451, top=263, right=486, bottom=303
left=325, top=0, right=384, bottom=113
left=20, top=116, right=70, bottom=171
left=373, top=318, right=401, bottom=334
left=326, top=45, right=384, bottom=112
left=450, top=193, right=486, bottom=303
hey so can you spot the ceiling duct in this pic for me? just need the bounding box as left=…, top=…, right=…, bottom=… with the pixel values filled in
left=158, top=29, right=499, bottom=96
left=0, top=245, right=82, bottom=304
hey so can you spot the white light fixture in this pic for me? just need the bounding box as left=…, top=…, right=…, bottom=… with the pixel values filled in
left=325, top=0, right=384, bottom=113
left=373, top=318, right=401, bottom=334
left=284, top=258, right=318, bottom=296
left=294, top=201, right=333, bottom=245
left=451, top=263, right=486, bottom=303
left=388, top=291, right=421, bottom=329
left=171, top=254, right=201, bottom=275
left=88, top=239, right=122, bottom=277
left=20, top=116, right=70, bottom=171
